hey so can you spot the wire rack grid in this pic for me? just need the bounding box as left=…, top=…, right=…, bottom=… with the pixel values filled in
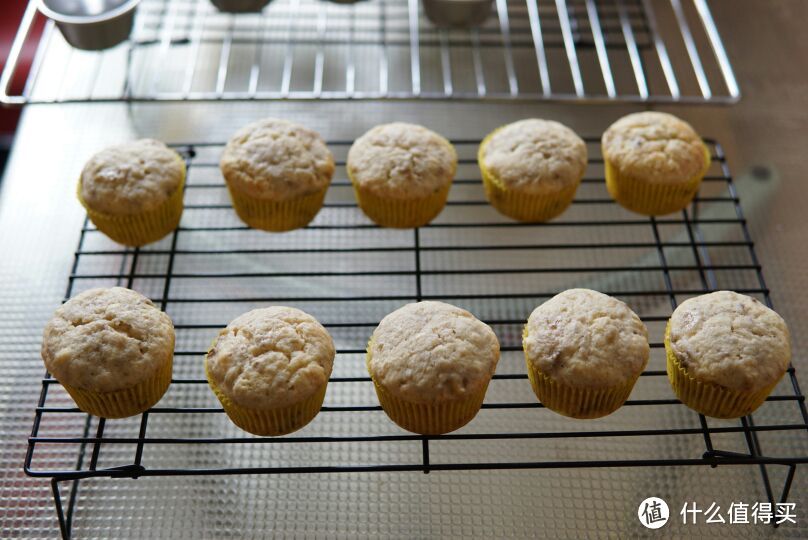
left=24, top=136, right=807, bottom=538
left=1, top=0, right=739, bottom=105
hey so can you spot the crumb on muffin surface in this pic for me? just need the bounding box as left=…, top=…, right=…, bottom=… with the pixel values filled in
left=206, top=306, right=335, bottom=410
left=347, top=123, right=457, bottom=200
left=80, top=139, right=184, bottom=215
left=367, top=301, right=499, bottom=404
left=41, top=287, right=174, bottom=393
left=523, top=288, right=649, bottom=389
left=481, top=119, right=587, bottom=195
left=669, top=291, right=790, bottom=393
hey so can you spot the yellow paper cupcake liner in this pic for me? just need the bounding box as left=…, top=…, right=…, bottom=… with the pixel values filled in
left=227, top=185, right=328, bottom=232
left=604, top=145, right=711, bottom=216
left=205, top=359, right=327, bottom=436
left=60, top=354, right=173, bottom=419
left=351, top=183, right=451, bottom=229
left=348, top=136, right=456, bottom=229
left=524, top=360, right=638, bottom=419
left=78, top=166, right=185, bottom=247
left=480, top=169, right=578, bottom=222
left=478, top=132, right=580, bottom=222
left=664, top=322, right=782, bottom=419
left=366, top=338, right=487, bottom=434
left=369, top=377, right=488, bottom=435
left=522, top=324, right=638, bottom=419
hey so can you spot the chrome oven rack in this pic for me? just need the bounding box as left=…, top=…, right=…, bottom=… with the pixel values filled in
left=25, top=137, right=806, bottom=539
left=2, top=0, right=739, bottom=105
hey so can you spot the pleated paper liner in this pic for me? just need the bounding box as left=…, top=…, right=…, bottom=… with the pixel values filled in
left=365, top=337, right=490, bottom=435
left=351, top=183, right=451, bottom=229
left=664, top=323, right=783, bottom=419
left=205, top=360, right=327, bottom=436
left=524, top=358, right=639, bottom=419
left=369, top=377, right=489, bottom=435
left=227, top=185, right=328, bottom=232
left=78, top=175, right=185, bottom=247
left=477, top=133, right=580, bottom=223
left=480, top=170, right=578, bottom=222
left=61, top=354, right=173, bottom=419
left=604, top=145, right=712, bottom=216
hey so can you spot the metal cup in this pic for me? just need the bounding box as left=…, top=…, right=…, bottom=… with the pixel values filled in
left=38, top=0, right=141, bottom=51
left=422, top=0, right=494, bottom=28
left=209, top=0, right=273, bottom=13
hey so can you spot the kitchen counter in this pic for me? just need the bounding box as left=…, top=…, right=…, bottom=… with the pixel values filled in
left=1, top=1, right=806, bottom=537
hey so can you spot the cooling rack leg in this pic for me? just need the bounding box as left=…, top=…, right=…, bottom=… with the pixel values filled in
left=51, top=479, right=70, bottom=540
left=773, top=464, right=797, bottom=529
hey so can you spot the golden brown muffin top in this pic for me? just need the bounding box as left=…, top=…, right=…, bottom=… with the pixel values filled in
left=80, top=139, right=184, bottom=216
left=220, top=118, right=334, bottom=201
left=347, top=123, right=457, bottom=200
left=669, top=291, right=790, bottom=393
left=601, top=112, right=708, bottom=185
left=368, top=301, right=500, bottom=404
left=481, top=119, right=587, bottom=195
left=206, top=307, right=335, bottom=410
left=524, top=289, right=649, bottom=389
left=41, top=287, right=174, bottom=392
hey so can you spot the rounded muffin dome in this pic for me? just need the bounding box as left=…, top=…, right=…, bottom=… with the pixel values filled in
left=367, top=301, right=500, bottom=404
left=41, top=287, right=175, bottom=393
left=668, top=291, right=790, bottom=393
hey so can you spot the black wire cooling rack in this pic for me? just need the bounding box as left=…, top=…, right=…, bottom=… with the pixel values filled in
left=25, top=137, right=808, bottom=539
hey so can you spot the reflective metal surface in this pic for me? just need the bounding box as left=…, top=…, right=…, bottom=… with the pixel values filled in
left=421, top=0, right=494, bottom=28
left=1, top=1, right=807, bottom=537
left=38, top=0, right=140, bottom=51
left=2, top=0, right=740, bottom=105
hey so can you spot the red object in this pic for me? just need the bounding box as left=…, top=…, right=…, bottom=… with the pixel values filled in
left=1, top=0, right=46, bottom=142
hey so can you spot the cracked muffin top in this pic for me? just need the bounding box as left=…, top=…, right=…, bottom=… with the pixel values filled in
left=41, top=287, right=175, bottom=392
left=220, top=118, right=335, bottom=201
left=79, top=139, right=185, bottom=215
left=523, top=289, right=649, bottom=388
left=347, top=123, right=457, bottom=199
left=205, top=307, right=335, bottom=410
left=668, top=291, right=790, bottom=393
left=601, top=111, right=709, bottom=185
left=480, top=119, right=587, bottom=195
left=367, top=301, right=500, bottom=403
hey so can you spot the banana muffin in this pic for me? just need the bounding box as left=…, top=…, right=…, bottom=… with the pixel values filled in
left=220, top=119, right=335, bottom=231
left=205, top=306, right=336, bottom=435
left=78, top=139, right=185, bottom=246
left=41, top=287, right=175, bottom=418
left=347, top=123, right=457, bottom=228
left=523, top=289, right=649, bottom=419
left=601, top=111, right=710, bottom=215
left=666, top=291, right=791, bottom=418
left=367, top=301, right=500, bottom=434
left=478, top=119, right=587, bottom=222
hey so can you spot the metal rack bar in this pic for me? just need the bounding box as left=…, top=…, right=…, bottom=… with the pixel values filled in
left=585, top=0, right=615, bottom=98
left=617, top=0, right=648, bottom=98
left=670, top=0, right=711, bottom=99
left=495, top=0, right=518, bottom=96
left=693, top=0, right=739, bottom=98
left=525, top=0, right=550, bottom=96
left=0, top=0, right=741, bottom=105
left=555, top=0, right=584, bottom=96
